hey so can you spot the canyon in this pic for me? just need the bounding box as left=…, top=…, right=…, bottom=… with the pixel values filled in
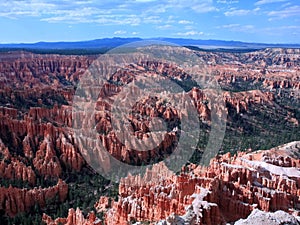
left=93, top=141, right=300, bottom=225
left=0, top=47, right=299, bottom=224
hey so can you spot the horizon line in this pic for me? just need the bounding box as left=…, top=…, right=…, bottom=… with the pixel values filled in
left=0, top=37, right=300, bottom=46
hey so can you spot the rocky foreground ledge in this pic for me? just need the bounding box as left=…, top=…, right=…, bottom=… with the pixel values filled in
left=43, top=141, right=300, bottom=225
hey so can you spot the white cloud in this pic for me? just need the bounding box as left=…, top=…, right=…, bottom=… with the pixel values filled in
left=0, top=0, right=148, bottom=26
left=114, top=30, right=127, bottom=35
left=0, top=1, right=110, bottom=21
left=145, top=4, right=167, bottom=13
left=216, top=0, right=239, bottom=4
left=0, top=1, right=56, bottom=18
left=218, top=24, right=255, bottom=32
left=261, top=25, right=300, bottom=37
left=178, top=20, right=193, bottom=24
left=191, top=3, right=218, bottom=13
left=282, top=2, right=292, bottom=7
left=176, top=30, right=204, bottom=36
left=0, top=0, right=217, bottom=28
left=145, top=0, right=218, bottom=14
left=220, top=23, right=240, bottom=28
left=157, top=24, right=173, bottom=29
left=268, top=5, right=300, bottom=19
left=133, top=0, right=157, bottom=2
left=74, top=1, right=94, bottom=5
left=95, top=15, right=141, bottom=26
left=241, top=25, right=255, bottom=30
left=266, top=25, right=300, bottom=30
left=255, top=0, right=287, bottom=6
left=184, top=25, right=195, bottom=30
left=224, top=9, right=250, bottom=16
left=143, top=16, right=162, bottom=24
left=40, top=7, right=108, bottom=23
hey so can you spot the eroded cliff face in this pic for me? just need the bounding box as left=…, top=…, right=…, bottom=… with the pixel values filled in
left=42, top=208, right=102, bottom=225
left=0, top=49, right=298, bottom=174
left=0, top=179, right=68, bottom=217
left=0, top=48, right=299, bottom=224
left=203, top=48, right=300, bottom=91
left=0, top=138, right=36, bottom=185
left=95, top=142, right=300, bottom=225
left=0, top=51, right=92, bottom=89
left=0, top=105, right=83, bottom=217
left=0, top=105, right=85, bottom=176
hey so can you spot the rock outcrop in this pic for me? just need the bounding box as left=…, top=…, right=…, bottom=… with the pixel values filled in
left=43, top=208, right=102, bottom=225
left=0, top=51, right=92, bottom=89
left=0, top=105, right=85, bottom=179
left=0, top=48, right=299, bottom=224
left=0, top=179, right=68, bottom=217
left=234, top=209, right=300, bottom=225
left=0, top=138, right=36, bottom=185
left=96, top=142, right=300, bottom=225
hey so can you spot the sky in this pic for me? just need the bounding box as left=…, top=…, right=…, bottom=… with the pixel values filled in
left=0, top=0, right=299, bottom=44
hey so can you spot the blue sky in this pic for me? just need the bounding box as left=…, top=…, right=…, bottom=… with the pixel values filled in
left=0, top=0, right=299, bottom=43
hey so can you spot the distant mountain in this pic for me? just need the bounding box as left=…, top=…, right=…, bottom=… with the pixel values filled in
left=0, top=37, right=142, bottom=49
left=152, top=38, right=300, bottom=49
left=0, top=37, right=299, bottom=50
